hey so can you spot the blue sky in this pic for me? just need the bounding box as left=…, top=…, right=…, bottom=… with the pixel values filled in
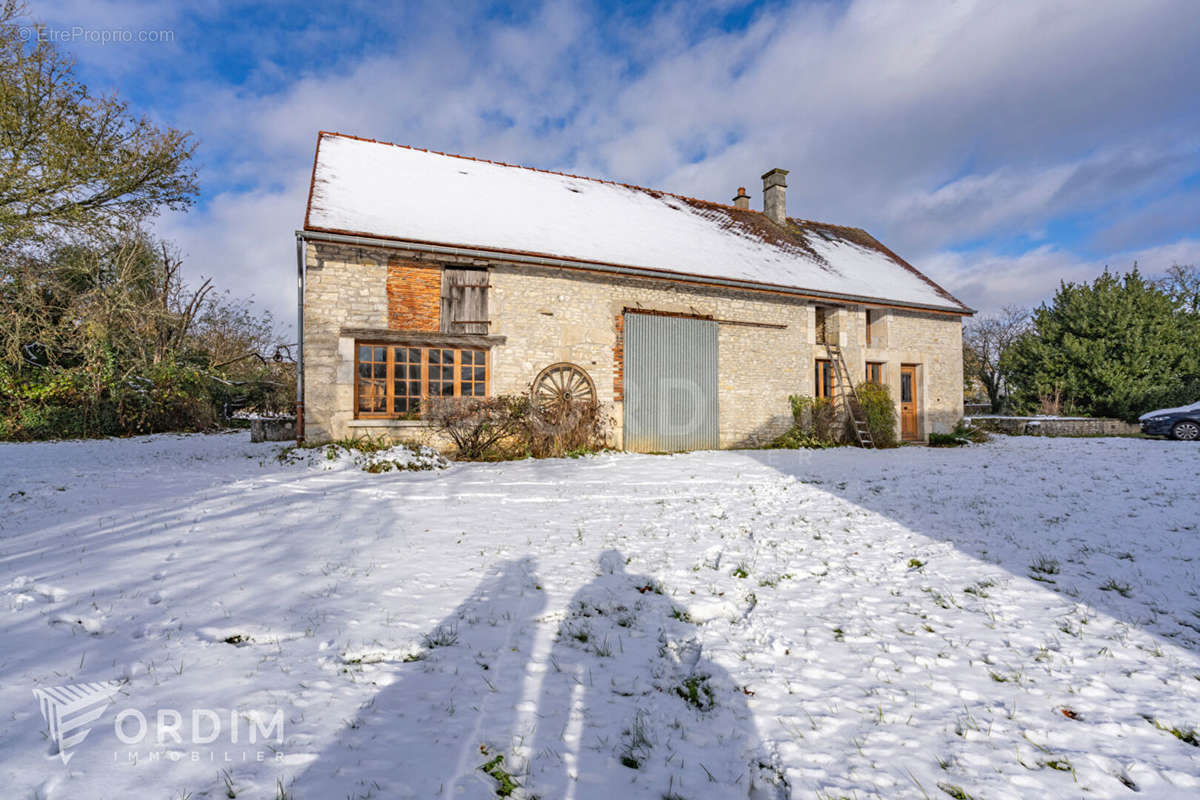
left=27, top=0, right=1200, bottom=331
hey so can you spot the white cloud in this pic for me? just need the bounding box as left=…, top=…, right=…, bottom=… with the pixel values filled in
left=125, top=0, right=1200, bottom=330
left=922, top=239, right=1200, bottom=314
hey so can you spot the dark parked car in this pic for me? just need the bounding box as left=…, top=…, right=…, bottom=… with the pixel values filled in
left=1139, top=401, right=1200, bottom=440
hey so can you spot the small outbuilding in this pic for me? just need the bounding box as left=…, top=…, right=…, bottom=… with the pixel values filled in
left=296, top=131, right=972, bottom=450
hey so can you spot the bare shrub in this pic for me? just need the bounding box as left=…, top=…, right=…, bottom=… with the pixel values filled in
left=425, top=395, right=530, bottom=460
left=427, top=394, right=610, bottom=460
left=522, top=398, right=610, bottom=458
left=1037, top=387, right=1063, bottom=416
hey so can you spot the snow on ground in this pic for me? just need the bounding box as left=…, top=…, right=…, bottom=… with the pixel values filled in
left=0, top=433, right=1198, bottom=799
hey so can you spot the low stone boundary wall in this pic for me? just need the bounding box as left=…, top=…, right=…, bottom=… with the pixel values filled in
left=965, top=415, right=1140, bottom=437
left=250, top=416, right=298, bottom=442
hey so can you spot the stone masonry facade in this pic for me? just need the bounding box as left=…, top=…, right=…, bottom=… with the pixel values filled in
left=302, top=240, right=965, bottom=448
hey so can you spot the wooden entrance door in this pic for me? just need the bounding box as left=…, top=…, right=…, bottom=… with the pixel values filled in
left=900, top=365, right=918, bottom=441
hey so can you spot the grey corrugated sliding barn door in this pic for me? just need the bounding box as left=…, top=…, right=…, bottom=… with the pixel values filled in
left=623, top=313, right=719, bottom=452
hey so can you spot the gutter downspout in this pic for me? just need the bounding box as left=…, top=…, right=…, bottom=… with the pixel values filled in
left=295, top=233, right=306, bottom=443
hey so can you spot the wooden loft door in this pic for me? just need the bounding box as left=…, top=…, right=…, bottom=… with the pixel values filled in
left=441, top=268, right=490, bottom=334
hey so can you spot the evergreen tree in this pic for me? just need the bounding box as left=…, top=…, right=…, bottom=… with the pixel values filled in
left=1004, top=267, right=1200, bottom=421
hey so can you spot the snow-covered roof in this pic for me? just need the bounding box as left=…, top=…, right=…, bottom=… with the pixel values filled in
left=304, top=132, right=970, bottom=313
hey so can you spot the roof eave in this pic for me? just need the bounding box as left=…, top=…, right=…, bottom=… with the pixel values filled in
left=297, top=226, right=975, bottom=316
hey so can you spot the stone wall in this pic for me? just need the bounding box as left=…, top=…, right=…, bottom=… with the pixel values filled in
left=967, top=416, right=1141, bottom=437
left=301, top=240, right=966, bottom=447
left=487, top=264, right=807, bottom=448
left=302, top=242, right=389, bottom=443
left=858, top=307, right=965, bottom=439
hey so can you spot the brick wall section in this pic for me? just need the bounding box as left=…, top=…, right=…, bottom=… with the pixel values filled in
left=302, top=240, right=966, bottom=447
left=612, top=314, right=624, bottom=395
left=386, top=258, right=441, bottom=331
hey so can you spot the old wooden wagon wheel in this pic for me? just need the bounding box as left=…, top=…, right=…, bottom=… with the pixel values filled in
left=531, top=362, right=596, bottom=415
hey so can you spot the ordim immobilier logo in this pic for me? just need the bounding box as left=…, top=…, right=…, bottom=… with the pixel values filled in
left=33, top=682, right=123, bottom=765
left=32, top=681, right=287, bottom=766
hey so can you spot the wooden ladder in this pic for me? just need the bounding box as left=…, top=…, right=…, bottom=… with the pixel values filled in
left=825, top=343, right=875, bottom=448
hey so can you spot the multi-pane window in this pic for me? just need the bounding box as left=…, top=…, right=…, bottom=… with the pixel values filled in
left=393, top=347, right=423, bottom=413
left=356, top=344, right=488, bottom=418
left=357, top=346, right=389, bottom=414
left=460, top=350, right=487, bottom=397
left=866, top=362, right=885, bottom=384
left=427, top=348, right=455, bottom=399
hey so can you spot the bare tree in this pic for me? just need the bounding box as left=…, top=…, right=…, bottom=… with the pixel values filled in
left=1157, top=264, right=1199, bottom=315
left=963, top=306, right=1029, bottom=413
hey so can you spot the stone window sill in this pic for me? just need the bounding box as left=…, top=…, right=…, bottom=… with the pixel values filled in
left=347, top=419, right=432, bottom=428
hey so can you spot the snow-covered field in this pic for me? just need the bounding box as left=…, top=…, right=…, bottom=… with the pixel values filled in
left=1, top=433, right=1198, bottom=799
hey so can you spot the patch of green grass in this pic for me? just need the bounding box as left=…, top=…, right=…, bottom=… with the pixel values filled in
left=674, top=675, right=715, bottom=711
left=907, top=558, right=925, bottom=569
left=923, top=587, right=956, bottom=609
left=670, top=607, right=692, bottom=623
left=1099, top=578, right=1133, bottom=598
left=422, top=624, right=459, bottom=649
left=936, top=782, right=975, bottom=800
left=732, top=562, right=750, bottom=579
left=619, top=710, right=653, bottom=770
left=479, top=753, right=521, bottom=797
left=988, top=668, right=1024, bottom=684
left=1144, top=716, right=1199, bottom=747
left=1030, top=556, right=1060, bottom=576
left=963, top=579, right=994, bottom=598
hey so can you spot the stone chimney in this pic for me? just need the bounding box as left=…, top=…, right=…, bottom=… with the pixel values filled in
left=732, top=187, right=750, bottom=209
left=761, top=168, right=789, bottom=224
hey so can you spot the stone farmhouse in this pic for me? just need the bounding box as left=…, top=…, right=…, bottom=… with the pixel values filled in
left=296, top=131, right=972, bottom=450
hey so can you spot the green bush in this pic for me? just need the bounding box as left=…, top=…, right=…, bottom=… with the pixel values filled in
left=770, top=395, right=843, bottom=449
left=854, top=381, right=897, bottom=448
left=0, top=362, right=223, bottom=440
left=927, top=432, right=963, bottom=447
left=771, top=426, right=837, bottom=449
left=928, top=419, right=989, bottom=447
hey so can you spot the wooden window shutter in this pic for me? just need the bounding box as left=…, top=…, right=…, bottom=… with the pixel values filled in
left=441, top=267, right=490, bottom=335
